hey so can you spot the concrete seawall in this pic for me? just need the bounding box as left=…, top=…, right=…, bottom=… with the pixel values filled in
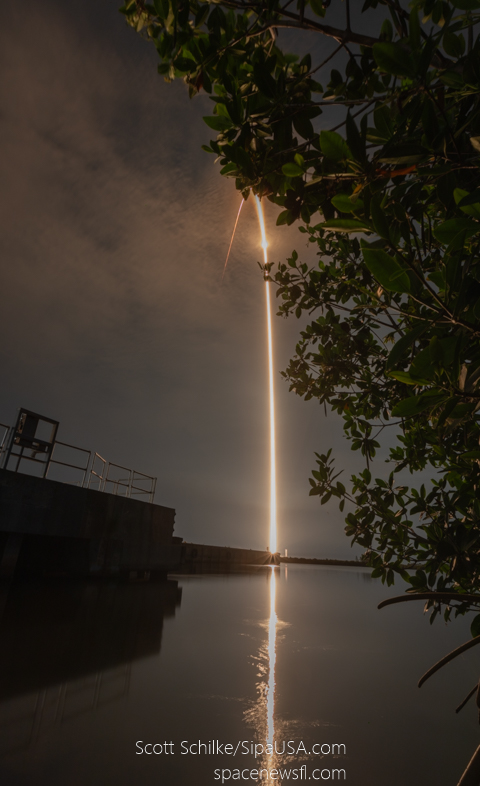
left=0, top=469, right=279, bottom=580
left=178, top=542, right=279, bottom=572
left=0, top=468, right=179, bottom=578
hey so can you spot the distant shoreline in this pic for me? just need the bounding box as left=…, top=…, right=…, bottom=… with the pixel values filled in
left=280, top=556, right=369, bottom=567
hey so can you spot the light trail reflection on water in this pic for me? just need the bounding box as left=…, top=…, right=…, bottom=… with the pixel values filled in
left=244, top=566, right=284, bottom=773
left=0, top=568, right=478, bottom=785
left=266, top=566, right=277, bottom=748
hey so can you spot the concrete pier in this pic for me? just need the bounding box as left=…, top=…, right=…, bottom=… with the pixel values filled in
left=0, top=468, right=179, bottom=578
left=0, top=465, right=279, bottom=580
left=179, top=542, right=280, bottom=572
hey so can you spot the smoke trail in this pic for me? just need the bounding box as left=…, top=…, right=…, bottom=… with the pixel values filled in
left=222, top=198, right=245, bottom=281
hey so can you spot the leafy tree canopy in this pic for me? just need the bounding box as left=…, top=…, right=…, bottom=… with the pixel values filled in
left=121, top=0, right=480, bottom=614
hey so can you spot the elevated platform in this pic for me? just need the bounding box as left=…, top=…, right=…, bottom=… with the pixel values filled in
left=0, top=409, right=277, bottom=581
left=0, top=468, right=179, bottom=578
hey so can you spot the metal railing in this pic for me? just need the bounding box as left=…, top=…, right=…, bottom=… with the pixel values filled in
left=0, top=423, right=10, bottom=458
left=102, top=463, right=157, bottom=503
left=1, top=432, right=52, bottom=476
left=0, top=423, right=156, bottom=503
left=87, top=453, right=107, bottom=492
left=0, top=433, right=91, bottom=486
left=86, top=457, right=156, bottom=503
left=46, top=442, right=91, bottom=487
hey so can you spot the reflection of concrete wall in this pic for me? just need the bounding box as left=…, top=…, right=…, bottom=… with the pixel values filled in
left=0, top=468, right=180, bottom=575
left=0, top=579, right=182, bottom=701
left=0, top=666, right=132, bottom=758
left=0, top=580, right=182, bottom=758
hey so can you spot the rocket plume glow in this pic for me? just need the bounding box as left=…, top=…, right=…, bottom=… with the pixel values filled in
left=222, top=194, right=278, bottom=554
left=254, top=195, right=277, bottom=556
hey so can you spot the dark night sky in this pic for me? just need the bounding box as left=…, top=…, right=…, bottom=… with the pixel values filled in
left=0, top=0, right=368, bottom=558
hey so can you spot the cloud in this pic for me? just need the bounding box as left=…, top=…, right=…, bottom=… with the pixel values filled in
left=0, top=0, right=360, bottom=556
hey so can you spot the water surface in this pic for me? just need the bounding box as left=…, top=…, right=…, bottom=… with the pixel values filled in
left=0, top=565, right=478, bottom=785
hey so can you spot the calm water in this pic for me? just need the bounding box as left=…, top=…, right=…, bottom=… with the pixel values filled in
left=0, top=565, right=479, bottom=785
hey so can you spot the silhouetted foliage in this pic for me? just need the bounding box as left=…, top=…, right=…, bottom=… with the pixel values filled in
left=121, top=0, right=480, bottom=604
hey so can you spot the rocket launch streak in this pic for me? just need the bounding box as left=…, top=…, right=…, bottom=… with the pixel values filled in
left=222, top=194, right=278, bottom=555
left=254, top=196, right=277, bottom=556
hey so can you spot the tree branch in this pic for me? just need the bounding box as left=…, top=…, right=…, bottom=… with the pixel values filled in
left=218, top=0, right=380, bottom=46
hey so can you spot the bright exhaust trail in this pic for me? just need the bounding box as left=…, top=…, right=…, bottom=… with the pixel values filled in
left=254, top=195, right=277, bottom=556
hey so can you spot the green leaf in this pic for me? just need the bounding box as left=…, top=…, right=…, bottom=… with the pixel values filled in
left=374, top=105, right=394, bottom=140
left=436, top=396, right=462, bottom=430
left=433, top=218, right=479, bottom=249
left=471, top=137, right=480, bottom=153
left=362, top=247, right=411, bottom=293
left=310, top=79, right=323, bottom=93
left=153, top=0, right=169, bottom=17
left=366, top=128, right=390, bottom=144
left=422, top=99, right=437, bottom=145
left=293, top=114, right=314, bottom=140
left=378, top=144, right=428, bottom=165
left=331, top=194, right=364, bottom=213
left=370, top=196, right=390, bottom=241
left=276, top=209, right=294, bottom=226
left=220, top=162, right=238, bottom=175
left=319, top=219, right=372, bottom=233
left=202, top=71, right=212, bottom=93
left=471, top=614, right=480, bottom=638
left=440, top=71, right=465, bottom=88
left=409, top=7, right=421, bottom=50
left=203, top=115, right=233, bottom=132
left=119, top=3, right=138, bottom=16
left=392, top=392, right=445, bottom=417
left=174, top=57, right=196, bottom=73
left=380, top=18, right=393, bottom=41
left=319, top=130, right=352, bottom=162
left=194, top=4, right=209, bottom=27
left=378, top=153, right=427, bottom=165
left=386, top=325, right=427, bottom=371
left=309, top=0, right=326, bottom=16
left=443, top=31, right=465, bottom=58
left=282, top=162, right=304, bottom=177
left=427, top=270, right=444, bottom=289
left=389, top=370, right=432, bottom=386
left=448, top=401, right=478, bottom=419
left=345, top=113, right=365, bottom=162
left=409, top=346, right=435, bottom=381
left=452, top=0, right=480, bottom=8
left=294, top=153, right=305, bottom=168
left=372, top=42, right=415, bottom=78
left=454, top=189, right=480, bottom=218
left=253, top=64, right=276, bottom=99
left=457, top=188, right=480, bottom=207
